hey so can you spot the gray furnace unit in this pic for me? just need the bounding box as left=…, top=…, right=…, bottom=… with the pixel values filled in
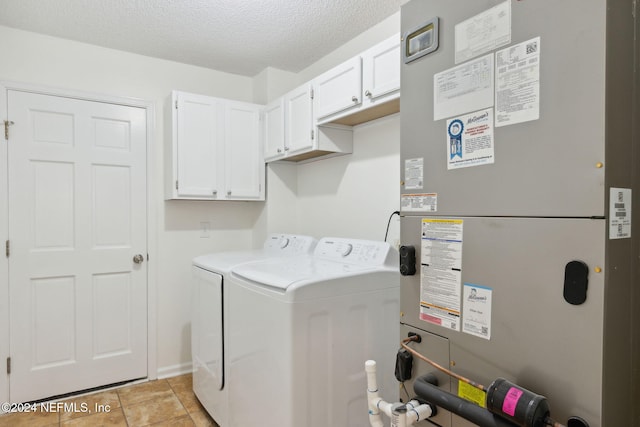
left=398, top=1, right=639, bottom=427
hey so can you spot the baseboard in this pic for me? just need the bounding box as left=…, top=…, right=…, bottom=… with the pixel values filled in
left=156, top=362, right=193, bottom=379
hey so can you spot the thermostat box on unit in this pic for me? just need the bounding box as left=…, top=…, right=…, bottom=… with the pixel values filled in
left=403, top=17, right=439, bottom=63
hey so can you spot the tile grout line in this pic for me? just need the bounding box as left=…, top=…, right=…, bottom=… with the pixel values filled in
left=115, top=387, right=130, bottom=427
left=166, top=376, right=196, bottom=426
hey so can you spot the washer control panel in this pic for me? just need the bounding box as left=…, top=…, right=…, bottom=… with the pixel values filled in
left=263, top=234, right=317, bottom=254
left=314, top=238, right=391, bottom=265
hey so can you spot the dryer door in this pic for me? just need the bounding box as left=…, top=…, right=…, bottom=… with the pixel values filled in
left=193, top=266, right=224, bottom=391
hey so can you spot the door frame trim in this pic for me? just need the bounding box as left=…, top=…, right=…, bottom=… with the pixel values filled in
left=0, top=81, right=158, bottom=406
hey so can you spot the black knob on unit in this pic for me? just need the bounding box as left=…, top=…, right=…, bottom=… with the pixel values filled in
left=563, top=260, right=589, bottom=305
left=399, top=245, right=416, bottom=276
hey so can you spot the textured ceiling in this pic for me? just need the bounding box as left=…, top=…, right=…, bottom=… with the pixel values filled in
left=0, top=0, right=403, bottom=77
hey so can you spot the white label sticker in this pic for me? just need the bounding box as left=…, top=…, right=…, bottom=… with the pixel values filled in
left=455, top=0, right=511, bottom=64
left=401, top=193, right=437, bottom=212
left=404, top=158, right=424, bottom=190
left=434, top=54, right=494, bottom=121
left=420, top=218, right=463, bottom=332
left=609, top=188, right=632, bottom=239
left=462, top=283, right=492, bottom=340
left=495, top=37, right=541, bottom=127
left=447, top=108, right=494, bottom=170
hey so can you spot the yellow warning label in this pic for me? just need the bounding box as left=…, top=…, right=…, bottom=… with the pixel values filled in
left=458, top=380, right=486, bottom=407
left=422, top=218, right=463, bottom=225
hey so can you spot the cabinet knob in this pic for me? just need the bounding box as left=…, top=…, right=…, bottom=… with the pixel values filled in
left=284, top=146, right=290, bottom=151
left=352, top=96, right=359, bottom=102
left=212, top=190, right=217, bottom=195
left=277, top=148, right=282, bottom=153
left=365, top=90, right=372, bottom=97
left=227, top=190, right=232, bottom=196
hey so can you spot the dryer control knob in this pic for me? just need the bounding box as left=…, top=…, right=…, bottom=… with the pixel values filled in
left=341, top=244, right=353, bottom=257
left=280, top=237, right=290, bottom=249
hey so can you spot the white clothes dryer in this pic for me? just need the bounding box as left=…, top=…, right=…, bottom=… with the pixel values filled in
left=191, top=234, right=317, bottom=426
left=226, top=237, right=399, bottom=427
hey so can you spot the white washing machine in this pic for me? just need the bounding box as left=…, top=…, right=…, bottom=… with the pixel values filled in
left=191, top=234, right=317, bottom=426
left=226, top=237, right=399, bottom=427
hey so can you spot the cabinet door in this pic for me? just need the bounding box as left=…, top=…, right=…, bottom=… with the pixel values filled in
left=286, top=84, right=314, bottom=155
left=314, top=56, right=362, bottom=120
left=264, top=98, right=285, bottom=162
left=176, top=92, right=223, bottom=197
left=224, top=101, right=264, bottom=200
left=362, top=34, right=400, bottom=103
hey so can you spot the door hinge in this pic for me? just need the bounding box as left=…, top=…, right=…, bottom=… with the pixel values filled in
left=5, top=240, right=8, bottom=258
left=175, top=100, right=178, bottom=109
left=175, top=180, right=179, bottom=190
left=311, top=129, right=315, bottom=140
left=6, top=357, right=10, bottom=374
left=310, top=88, right=314, bottom=99
left=4, top=120, right=14, bottom=140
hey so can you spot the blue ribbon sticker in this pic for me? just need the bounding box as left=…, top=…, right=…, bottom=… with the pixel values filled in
left=448, top=119, right=464, bottom=159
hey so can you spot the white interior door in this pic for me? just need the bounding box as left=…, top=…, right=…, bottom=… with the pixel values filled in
left=7, top=90, right=148, bottom=402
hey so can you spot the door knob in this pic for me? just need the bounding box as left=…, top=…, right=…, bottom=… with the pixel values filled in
left=133, top=254, right=144, bottom=264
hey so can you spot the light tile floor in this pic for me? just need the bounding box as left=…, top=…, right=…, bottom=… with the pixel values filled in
left=0, top=373, right=219, bottom=427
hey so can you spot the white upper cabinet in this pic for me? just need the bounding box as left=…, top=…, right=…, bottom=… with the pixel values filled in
left=264, top=83, right=352, bottom=164
left=313, top=57, right=363, bottom=120
left=169, top=36, right=400, bottom=171
left=165, top=91, right=265, bottom=201
left=362, top=34, right=401, bottom=106
left=171, top=92, right=223, bottom=198
left=263, top=98, right=285, bottom=161
left=314, top=34, right=400, bottom=126
left=224, top=101, right=265, bottom=200
left=264, top=84, right=315, bottom=162
left=285, top=84, right=315, bottom=156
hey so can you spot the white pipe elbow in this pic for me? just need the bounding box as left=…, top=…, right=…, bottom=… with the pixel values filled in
left=405, top=403, right=434, bottom=424
left=377, top=399, right=393, bottom=417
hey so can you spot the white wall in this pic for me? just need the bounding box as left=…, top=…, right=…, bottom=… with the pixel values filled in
left=253, top=67, right=298, bottom=105
left=0, top=25, right=265, bottom=378
left=294, top=115, right=400, bottom=243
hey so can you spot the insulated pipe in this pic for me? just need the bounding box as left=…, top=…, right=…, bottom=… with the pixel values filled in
left=365, top=360, right=385, bottom=427
left=413, top=375, right=517, bottom=427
